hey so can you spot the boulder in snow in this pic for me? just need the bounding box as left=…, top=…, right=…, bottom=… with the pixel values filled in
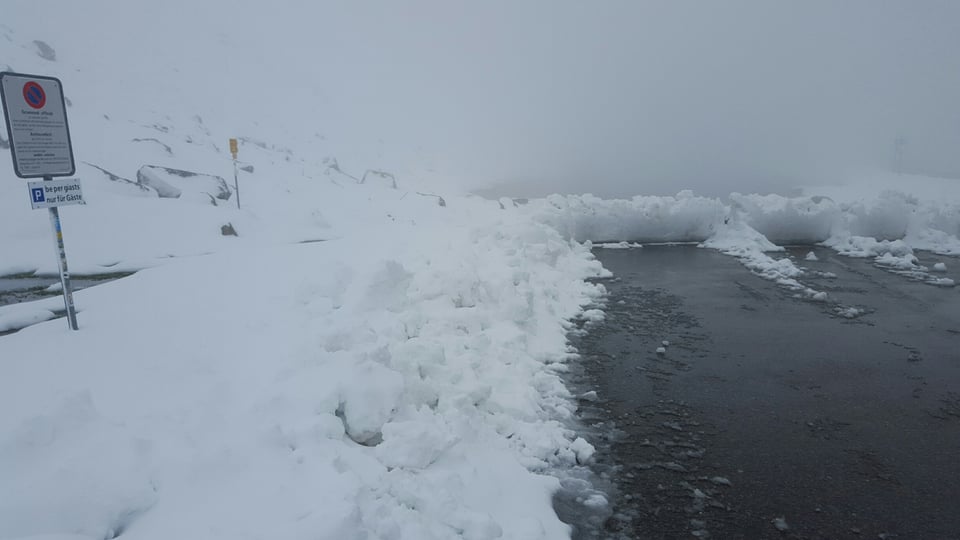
left=136, top=165, right=232, bottom=205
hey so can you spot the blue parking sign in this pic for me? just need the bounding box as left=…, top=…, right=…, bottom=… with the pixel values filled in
left=31, top=187, right=45, bottom=203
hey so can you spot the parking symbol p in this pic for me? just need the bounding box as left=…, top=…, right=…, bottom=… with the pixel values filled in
left=31, top=187, right=45, bottom=203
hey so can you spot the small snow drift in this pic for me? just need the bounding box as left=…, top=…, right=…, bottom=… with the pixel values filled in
left=136, top=166, right=232, bottom=204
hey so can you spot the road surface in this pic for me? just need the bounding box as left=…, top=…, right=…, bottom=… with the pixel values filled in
left=564, top=245, right=960, bottom=540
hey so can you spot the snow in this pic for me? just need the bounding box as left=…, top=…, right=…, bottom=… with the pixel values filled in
left=835, top=307, right=866, bottom=319
left=1, top=209, right=608, bottom=539
left=524, top=185, right=960, bottom=297
left=805, top=251, right=819, bottom=262
left=2, top=4, right=960, bottom=539
left=580, top=309, right=605, bottom=323
left=578, top=391, right=599, bottom=402
left=710, top=476, right=732, bottom=487
left=597, top=241, right=642, bottom=249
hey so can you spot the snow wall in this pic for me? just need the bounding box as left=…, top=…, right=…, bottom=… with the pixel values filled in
left=523, top=188, right=960, bottom=256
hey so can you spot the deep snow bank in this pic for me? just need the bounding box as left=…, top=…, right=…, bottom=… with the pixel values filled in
left=525, top=185, right=960, bottom=251
left=0, top=194, right=610, bottom=539
left=521, top=182, right=960, bottom=297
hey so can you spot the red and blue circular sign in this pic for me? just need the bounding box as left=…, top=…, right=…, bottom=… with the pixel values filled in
left=22, top=81, right=46, bottom=109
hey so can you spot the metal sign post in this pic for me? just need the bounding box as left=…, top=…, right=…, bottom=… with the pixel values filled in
left=1, top=72, right=82, bottom=330
left=229, top=138, right=240, bottom=209
left=46, top=177, right=79, bottom=330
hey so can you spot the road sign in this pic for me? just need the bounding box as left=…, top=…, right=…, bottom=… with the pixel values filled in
left=26, top=178, right=85, bottom=209
left=1, top=72, right=82, bottom=330
left=22, top=81, right=46, bottom=109
left=229, top=138, right=238, bottom=159
left=0, top=72, right=76, bottom=178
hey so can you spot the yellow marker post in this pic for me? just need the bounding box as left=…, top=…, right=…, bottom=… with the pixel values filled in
left=229, top=138, right=240, bottom=209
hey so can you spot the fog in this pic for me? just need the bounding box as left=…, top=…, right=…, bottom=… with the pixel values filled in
left=12, top=1, right=960, bottom=197
left=308, top=1, right=960, bottom=197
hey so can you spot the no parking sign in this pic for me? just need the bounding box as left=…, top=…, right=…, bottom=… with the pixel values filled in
left=0, top=72, right=75, bottom=178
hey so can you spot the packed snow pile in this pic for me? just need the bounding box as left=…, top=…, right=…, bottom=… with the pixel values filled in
left=0, top=206, right=609, bottom=540
left=532, top=191, right=726, bottom=244
left=525, top=187, right=960, bottom=252
left=522, top=184, right=960, bottom=296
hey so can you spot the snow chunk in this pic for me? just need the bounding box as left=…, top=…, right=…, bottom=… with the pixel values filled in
left=338, top=361, right=404, bottom=445
left=375, top=417, right=458, bottom=469
left=710, top=476, right=732, bottom=486
left=835, top=306, right=866, bottom=319
left=570, top=437, right=595, bottom=464
left=933, top=262, right=948, bottom=272
left=805, top=251, right=819, bottom=261
left=656, top=347, right=666, bottom=355
left=581, top=309, right=605, bottom=322
left=582, top=493, right=608, bottom=508
left=579, top=390, right=599, bottom=402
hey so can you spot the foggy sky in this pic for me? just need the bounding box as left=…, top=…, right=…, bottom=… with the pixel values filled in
left=16, top=1, right=960, bottom=197
left=305, top=1, right=960, bottom=196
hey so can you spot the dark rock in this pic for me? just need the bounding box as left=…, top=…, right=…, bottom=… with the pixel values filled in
left=417, top=192, right=446, bottom=207
left=82, top=162, right=152, bottom=193
left=361, top=169, right=398, bottom=189
left=132, top=138, right=173, bottom=156
left=221, top=223, right=238, bottom=236
left=32, top=40, right=56, bottom=61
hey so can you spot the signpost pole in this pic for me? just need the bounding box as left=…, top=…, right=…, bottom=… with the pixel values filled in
left=233, top=158, right=240, bottom=209
left=45, top=176, right=79, bottom=330
left=229, top=138, right=240, bottom=209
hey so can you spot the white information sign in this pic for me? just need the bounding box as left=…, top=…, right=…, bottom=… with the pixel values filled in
left=0, top=72, right=76, bottom=178
left=27, top=178, right=85, bottom=209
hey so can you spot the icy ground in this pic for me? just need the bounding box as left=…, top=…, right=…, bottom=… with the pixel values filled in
left=2, top=5, right=960, bottom=540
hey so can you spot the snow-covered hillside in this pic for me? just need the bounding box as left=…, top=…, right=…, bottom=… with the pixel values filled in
left=2, top=3, right=960, bottom=540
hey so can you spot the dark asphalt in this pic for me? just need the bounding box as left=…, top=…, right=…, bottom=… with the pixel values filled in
left=564, top=245, right=960, bottom=540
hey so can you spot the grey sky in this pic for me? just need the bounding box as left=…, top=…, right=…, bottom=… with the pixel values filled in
left=305, top=1, right=960, bottom=197
left=17, top=1, right=960, bottom=197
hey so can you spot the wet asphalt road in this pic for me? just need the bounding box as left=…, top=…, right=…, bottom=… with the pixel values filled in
left=568, top=246, right=960, bottom=540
